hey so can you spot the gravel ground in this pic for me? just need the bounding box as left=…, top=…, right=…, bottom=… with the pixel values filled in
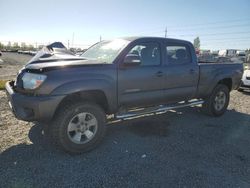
left=0, top=53, right=250, bottom=187
left=0, top=52, right=32, bottom=80
left=0, top=89, right=250, bottom=188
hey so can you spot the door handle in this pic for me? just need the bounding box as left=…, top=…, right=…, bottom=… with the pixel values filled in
left=155, top=71, right=163, bottom=77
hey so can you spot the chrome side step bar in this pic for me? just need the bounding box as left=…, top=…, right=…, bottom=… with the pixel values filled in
left=115, top=99, right=204, bottom=120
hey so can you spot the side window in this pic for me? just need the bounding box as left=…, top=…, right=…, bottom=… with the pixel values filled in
left=127, top=42, right=161, bottom=66
left=166, top=44, right=191, bottom=64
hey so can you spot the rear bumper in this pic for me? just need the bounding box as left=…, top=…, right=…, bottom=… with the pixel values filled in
left=5, top=81, right=65, bottom=122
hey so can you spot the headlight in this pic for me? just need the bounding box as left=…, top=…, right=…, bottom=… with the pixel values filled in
left=22, top=72, right=47, bottom=89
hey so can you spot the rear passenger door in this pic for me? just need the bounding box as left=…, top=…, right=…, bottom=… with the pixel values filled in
left=162, top=42, right=199, bottom=103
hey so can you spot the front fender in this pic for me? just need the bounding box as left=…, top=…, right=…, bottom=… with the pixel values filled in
left=51, top=79, right=117, bottom=112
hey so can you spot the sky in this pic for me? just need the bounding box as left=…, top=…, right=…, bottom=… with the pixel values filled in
left=0, top=0, right=250, bottom=50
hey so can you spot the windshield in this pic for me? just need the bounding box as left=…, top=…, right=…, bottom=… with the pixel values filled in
left=81, top=39, right=130, bottom=64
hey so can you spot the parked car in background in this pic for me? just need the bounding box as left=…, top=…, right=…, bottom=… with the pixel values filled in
left=238, top=70, right=250, bottom=91
left=29, top=51, right=37, bottom=56
left=239, top=63, right=250, bottom=91
left=245, top=53, right=250, bottom=63
left=237, top=50, right=246, bottom=57
left=211, top=50, right=219, bottom=56
left=219, top=49, right=237, bottom=57
left=0, top=50, right=2, bottom=56
left=236, top=50, right=246, bottom=62
left=18, top=50, right=37, bottom=56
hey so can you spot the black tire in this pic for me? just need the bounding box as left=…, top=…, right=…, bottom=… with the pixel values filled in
left=51, top=102, right=106, bottom=154
left=202, top=84, right=230, bottom=117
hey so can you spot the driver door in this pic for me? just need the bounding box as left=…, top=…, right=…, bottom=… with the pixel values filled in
left=118, top=41, right=165, bottom=108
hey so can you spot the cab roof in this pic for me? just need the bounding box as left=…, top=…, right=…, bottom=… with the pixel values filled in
left=120, top=36, right=191, bottom=44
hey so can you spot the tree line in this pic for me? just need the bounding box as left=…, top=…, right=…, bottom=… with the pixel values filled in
left=0, top=42, right=44, bottom=51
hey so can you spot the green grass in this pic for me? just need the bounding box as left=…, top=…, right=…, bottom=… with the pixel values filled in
left=0, top=80, right=7, bottom=90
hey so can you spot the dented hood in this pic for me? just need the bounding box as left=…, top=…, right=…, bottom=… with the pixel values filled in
left=25, top=42, right=105, bottom=70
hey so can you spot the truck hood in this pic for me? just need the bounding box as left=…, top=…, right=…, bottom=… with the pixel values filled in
left=25, top=42, right=106, bottom=70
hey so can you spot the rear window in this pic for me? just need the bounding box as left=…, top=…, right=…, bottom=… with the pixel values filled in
left=166, top=44, right=191, bottom=64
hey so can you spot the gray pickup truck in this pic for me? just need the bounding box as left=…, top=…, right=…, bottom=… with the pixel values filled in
left=5, top=37, right=243, bottom=153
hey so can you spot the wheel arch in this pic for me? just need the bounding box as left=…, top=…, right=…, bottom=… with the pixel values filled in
left=54, top=90, right=110, bottom=118
left=217, top=78, right=232, bottom=91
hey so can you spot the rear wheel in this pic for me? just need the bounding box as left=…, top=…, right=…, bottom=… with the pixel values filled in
left=202, top=84, right=230, bottom=116
left=51, top=102, right=106, bottom=154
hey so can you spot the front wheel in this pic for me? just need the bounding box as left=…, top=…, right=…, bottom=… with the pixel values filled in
left=51, top=102, right=106, bottom=154
left=202, top=84, right=230, bottom=117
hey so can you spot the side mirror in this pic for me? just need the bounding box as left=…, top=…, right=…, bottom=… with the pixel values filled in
left=123, top=54, right=141, bottom=66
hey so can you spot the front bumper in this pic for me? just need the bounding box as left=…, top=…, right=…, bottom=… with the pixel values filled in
left=241, top=78, right=250, bottom=87
left=5, top=81, right=65, bottom=122
left=241, top=70, right=250, bottom=86
left=239, top=82, right=250, bottom=89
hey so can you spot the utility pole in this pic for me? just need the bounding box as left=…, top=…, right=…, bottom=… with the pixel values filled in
left=67, top=40, right=70, bottom=49
left=165, top=26, right=167, bottom=38
left=100, top=35, right=102, bottom=42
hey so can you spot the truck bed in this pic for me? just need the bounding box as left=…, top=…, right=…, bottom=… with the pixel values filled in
left=197, top=62, right=243, bottom=98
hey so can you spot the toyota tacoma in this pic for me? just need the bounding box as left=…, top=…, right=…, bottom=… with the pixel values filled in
left=5, top=37, right=243, bottom=153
